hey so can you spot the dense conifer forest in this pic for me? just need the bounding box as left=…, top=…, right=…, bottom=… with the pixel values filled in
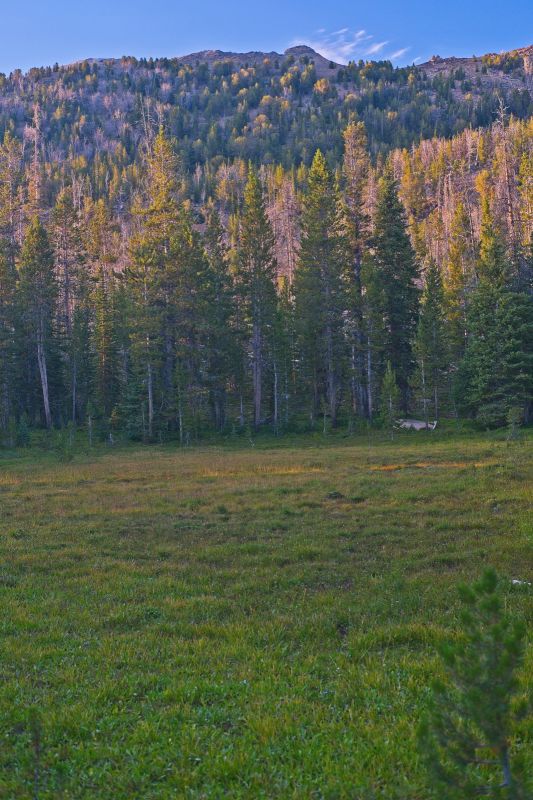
left=0, top=45, right=532, bottom=442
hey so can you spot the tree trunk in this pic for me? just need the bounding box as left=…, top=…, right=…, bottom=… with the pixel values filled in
left=325, top=322, right=337, bottom=427
left=36, top=327, right=52, bottom=429
left=273, top=359, right=279, bottom=430
left=366, top=335, right=373, bottom=421
left=252, top=321, right=262, bottom=429
left=147, top=359, right=153, bottom=440
left=71, top=359, right=77, bottom=423
left=351, top=343, right=357, bottom=414
left=499, top=744, right=516, bottom=797
left=420, top=356, right=428, bottom=427
left=177, top=386, right=184, bottom=446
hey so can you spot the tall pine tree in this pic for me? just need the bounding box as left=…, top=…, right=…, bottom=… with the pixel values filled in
left=52, top=187, right=88, bottom=422
left=414, top=261, right=449, bottom=422
left=18, top=218, right=58, bottom=429
left=294, top=150, right=347, bottom=427
left=128, top=127, right=182, bottom=439
left=0, top=242, right=17, bottom=430
left=236, top=166, right=277, bottom=430
left=372, top=168, right=420, bottom=411
left=342, top=122, right=370, bottom=418
left=203, top=202, right=236, bottom=431
left=445, top=201, right=476, bottom=365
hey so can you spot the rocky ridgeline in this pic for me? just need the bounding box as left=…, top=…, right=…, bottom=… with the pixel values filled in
left=419, top=45, right=533, bottom=96
left=175, top=45, right=341, bottom=77
left=63, top=43, right=532, bottom=93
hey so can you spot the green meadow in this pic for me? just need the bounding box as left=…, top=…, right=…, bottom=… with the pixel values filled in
left=0, top=428, right=532, bottom=798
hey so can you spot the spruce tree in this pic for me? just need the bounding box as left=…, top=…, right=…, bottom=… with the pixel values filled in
left=52, top=187, right=88, bottom=422
left=236, top=166, right=277, bottom=430
left=454, top=196, right=527, bottom=427
left=126, top=239, right=162, bottom=441
left=419, top=569, right=529, bottom=799
left=294, top=150, right=347, bottom=427
left=478, top=197, right=509, bottom=289
left=360, top=256, right=387, bottom=422
left=271, top=276, right=294, bottom=432
left=517, top=233, right=533, bottom=294
left=0, top=132, right=23, bottom=266
left=456, top=286, right=533, bottom=426
left=128, top=128, right=182, bottom=439
left=0, top=135, right=23, bottom=429
left=0, top=241, right=17, bottom=430
left=18, top=218, right=58, bottom=429
left=372, top=168, right=420, bottom=411
left=168, top=207, right=212, bottom=442
left=343, top=122, right=369, bottom=285
left=414, top=261, right=449, bottom=422
left=380, top=360, right=399, bottom=438
left=342, top=122, right=370, bottom=418
left=86, top=200, right=121, bottom=426
left=445, top=201, right=476, bottom=365
left=203, top=203, right=235, bottom=431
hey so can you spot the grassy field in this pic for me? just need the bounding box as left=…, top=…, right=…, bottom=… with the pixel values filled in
left=0, top=428, right=532, bottom=798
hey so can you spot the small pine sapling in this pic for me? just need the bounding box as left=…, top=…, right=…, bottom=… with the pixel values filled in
left=506, top=406, right=523, bottom=442
left=419, top=569, right=529, bottom=798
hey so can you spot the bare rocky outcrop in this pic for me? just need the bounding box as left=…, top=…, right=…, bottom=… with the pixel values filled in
left=420, top=44, right=533, bottom=97
left=173, top=44, right=341, bottom=77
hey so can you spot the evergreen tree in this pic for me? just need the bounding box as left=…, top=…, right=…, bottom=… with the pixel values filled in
left=126, top=238, right=162, bottom=441
left=380, top=360, right=399, bottom=438
left=372, top=168, right=420, bottom=411
left=271, top=276, right=294, bottom=431
left=145, top=128, right=183, bottom=431
left=343, top=122, right=369, bottom=281
left=400, top=149, right=428, bottom=261
left=0, top=241, right=17, bottom=429
left=294, top=150, right=347, bottom=427
left=478, top=197, right=510, bottom=288
left=414, top=261, right=449, bottom=422
left=52, top=187, right=88, bottom=422
left=516, top=233, right=533, bottom=294
left=236, top=166, right=277, bottom=430
left=128, top=128, right=182, bottom=439
left=420, top=569, right=529, bottom=799
left=86, top=200, right=121, bottom=426
left=0, top=132, right=23, bottom=267
left=168, top=207, right=212, bottom=442
left=18, top=218, right=58, bottom=428
left=456, top=285, right=533, bottom=426
left=342, top=122, right=370, bottom=418
left=457, top=180, right=533, bottom=427
left=445, top=201, right=476, bottom=364
left=360, top=256, right=387, bottom=421
left=203, top=203, right=235, bottom=431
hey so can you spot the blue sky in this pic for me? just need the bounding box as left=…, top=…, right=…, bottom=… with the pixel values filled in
left=1, top=0, right=530, bottom=74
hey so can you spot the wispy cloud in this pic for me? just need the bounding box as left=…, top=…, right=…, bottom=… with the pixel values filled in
left=290, top=27, right=411, bottom=65
left=390, top=47, right=410, bottom=61
left=365, top=41, right=389, bottom=56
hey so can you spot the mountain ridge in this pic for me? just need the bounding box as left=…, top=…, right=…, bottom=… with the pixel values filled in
left=0, top=38, right=531, bottom=190
left=17, top=42, right=533, bottom=78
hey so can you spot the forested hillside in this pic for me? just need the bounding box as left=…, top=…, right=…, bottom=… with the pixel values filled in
left=0, top=45, right=532, bottom=441
left=1, top=43, right=532, bottom=181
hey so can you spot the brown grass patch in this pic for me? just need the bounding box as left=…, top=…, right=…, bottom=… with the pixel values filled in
left=370, top=460, right=499, bottom=471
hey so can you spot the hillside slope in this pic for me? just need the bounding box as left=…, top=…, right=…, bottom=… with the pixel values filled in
left=0, top=42, right=531, bottom=185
